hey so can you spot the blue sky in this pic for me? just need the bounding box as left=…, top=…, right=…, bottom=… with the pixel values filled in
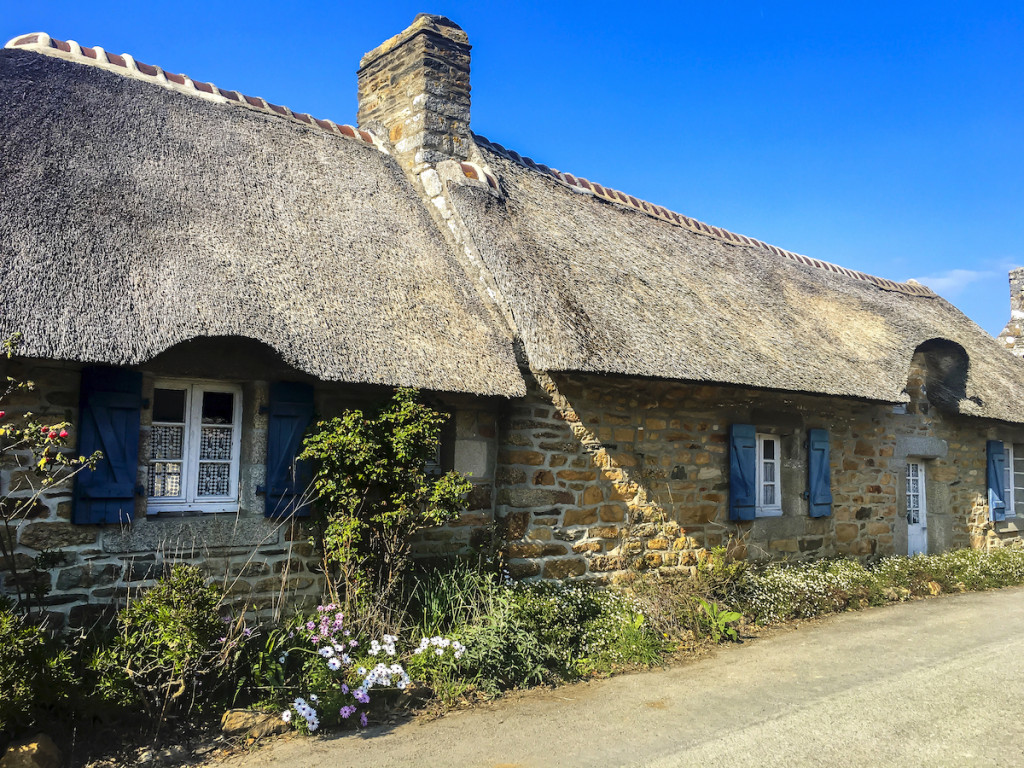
left=5, top=1, right=1022, bottom=335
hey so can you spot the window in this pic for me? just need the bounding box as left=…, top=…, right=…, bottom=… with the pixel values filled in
left=146, top=381, right=242, bottom=514
left=756, top=433, right=782, bottom=516
left=906, top=461, right=927, bottom=555
left=1002, top=442, right=1024, bottom=519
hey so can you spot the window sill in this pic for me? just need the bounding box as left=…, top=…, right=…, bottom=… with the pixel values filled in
left=146, top=502, right=240, bottom=516
left=755, top=508, right=783, bottom=518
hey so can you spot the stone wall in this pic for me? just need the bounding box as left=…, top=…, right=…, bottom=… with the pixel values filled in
left=495, top=370, right=1023, bottom=582
left=5, top=343, right=1021, bottom=618
left=0, top=340, right=500, bottom=626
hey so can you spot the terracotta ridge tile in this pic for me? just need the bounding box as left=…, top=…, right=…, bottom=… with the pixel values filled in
left=4, top=32, right=386, bottom=153
left=472, top=132, right=935, bottom=298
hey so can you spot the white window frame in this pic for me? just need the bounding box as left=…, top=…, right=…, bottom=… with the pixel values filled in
left=755, top=433, right=783, bottom=517
left=1003, top=441, right=1024, bottom=519
left=146, top=380, right=243, bottom=515
left=906, top=460, right=927, bottom=555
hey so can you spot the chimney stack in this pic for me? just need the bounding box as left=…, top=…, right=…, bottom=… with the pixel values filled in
left=357, top=14, right=471, bottom=173
left=997, top=268, right=1024, bottom=356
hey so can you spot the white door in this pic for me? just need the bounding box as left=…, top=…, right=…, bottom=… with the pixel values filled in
left=906, top=461, right=927, bottom=556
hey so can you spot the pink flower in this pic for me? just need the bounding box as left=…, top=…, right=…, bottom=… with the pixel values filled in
left=0, top=411, right=5, bottom=418
left=59, top=429, right=68, bottom=438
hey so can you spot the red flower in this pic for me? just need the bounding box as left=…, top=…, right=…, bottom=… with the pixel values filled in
left=40, top=426, right=48, bottom=433
left=59, top=429, right=68, bottom=438
left=47, top=430, right=58, bottom=440
left=0, top=411, right=5, bottom=418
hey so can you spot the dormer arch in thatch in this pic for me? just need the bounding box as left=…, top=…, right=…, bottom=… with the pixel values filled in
left=905, top=338, right=973, bottom=414
left=138, top=336, right=308, bottom=384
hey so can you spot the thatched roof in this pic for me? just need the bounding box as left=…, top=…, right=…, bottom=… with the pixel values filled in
left=0, top=47, right=525, bottom=397
left=449, top=137, right=1024, bottom=423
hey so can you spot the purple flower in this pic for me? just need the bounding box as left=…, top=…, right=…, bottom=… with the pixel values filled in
left=341, top=684, right=349, bottom=694
left=359, top=712, right=368, bottom=727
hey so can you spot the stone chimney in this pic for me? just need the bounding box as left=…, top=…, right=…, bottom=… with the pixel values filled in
left=997, top=268, right=1024, bottom=356
left=357, top=14, right=471, bottom=173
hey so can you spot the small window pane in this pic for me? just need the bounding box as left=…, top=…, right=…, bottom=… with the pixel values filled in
left=149, top=462, right=182, bottom=497
left=763, top=461, right=775, bottom=483
left=153, top=388, right=186, bottom=423
left=762, top=438, right=775, bottom=460
left=151, top=425, right=184, bottom=460
left=202, top=391, right=234, bottom=424
left=197, top=463, right=231, bottom=496
left=200, top=426, right=233, bottom=460
left=763, top=484, right=775, bottom=506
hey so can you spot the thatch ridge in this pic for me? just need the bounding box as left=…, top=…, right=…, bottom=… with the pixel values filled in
left=5, top=32, right=384, bottom=152
left=473, top=133, right=935, bottom=299
left=452, top=144, right=1024, bottom=422
left=0, top=49, right=525, bottom=397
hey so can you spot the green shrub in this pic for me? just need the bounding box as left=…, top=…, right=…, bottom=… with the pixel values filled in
left=620, top=549, right=749, bottom=646
left=406, top=562, right=546, bottom=696
left=299, top=388, right=473, bottom=609
left=509, top=581, right=661, bottom=677
left=0, top=597, right=79, bottom=739
left=696, top=598, right=742, bottom=643
left=92, top=564, right=228, bottom=718
left=407, top=564, right=664, bottom=698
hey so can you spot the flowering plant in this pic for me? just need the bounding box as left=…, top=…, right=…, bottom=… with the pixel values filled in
left=0, top=333, right=102, bottom=614
left=274, top=603, right=467, bottom=733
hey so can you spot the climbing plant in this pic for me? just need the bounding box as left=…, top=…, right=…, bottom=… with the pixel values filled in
left=0, top=334, right=101, bottom=615
left=299, top=388, right=472, bottom=609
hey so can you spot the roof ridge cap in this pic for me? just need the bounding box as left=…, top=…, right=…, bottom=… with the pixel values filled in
left=4, top=32, right=385, bottom=152
left=473, top=132, right=935, bottom=299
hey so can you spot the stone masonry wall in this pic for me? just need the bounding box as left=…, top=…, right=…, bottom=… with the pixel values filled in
left=0, top=349, right=499, bottom=627
left=409, top=405, right=500, bottom=560
left=495, top=370, right=1022, bottom=582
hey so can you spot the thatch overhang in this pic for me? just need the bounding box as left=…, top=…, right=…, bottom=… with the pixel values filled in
left=0, top=48, right=525, bottom=397
left=449, top=139, right=1024, bottom=423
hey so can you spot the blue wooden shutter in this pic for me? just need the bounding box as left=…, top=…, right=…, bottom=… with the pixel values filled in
left=729, top=424, right=757, bottom=521
left=265, top=382, right=315, bottom=518
left=807, top=429, right=833, bottom=518
left=987, top=440, right=1007, bottom=522
left=72, top=367, right=143, bottom=524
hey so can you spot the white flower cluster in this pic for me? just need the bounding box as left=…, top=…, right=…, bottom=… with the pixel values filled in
left=742, top=548, right=1024, bottom=626
left=368, top=634, right=397, bottom=657
left=318, top=642, right=354, bottom=672
left=361, top=662, right=411, bottom=691
left=283, top=696, right=320, bottom=732
left=412, top=636, right=465, bottom=659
